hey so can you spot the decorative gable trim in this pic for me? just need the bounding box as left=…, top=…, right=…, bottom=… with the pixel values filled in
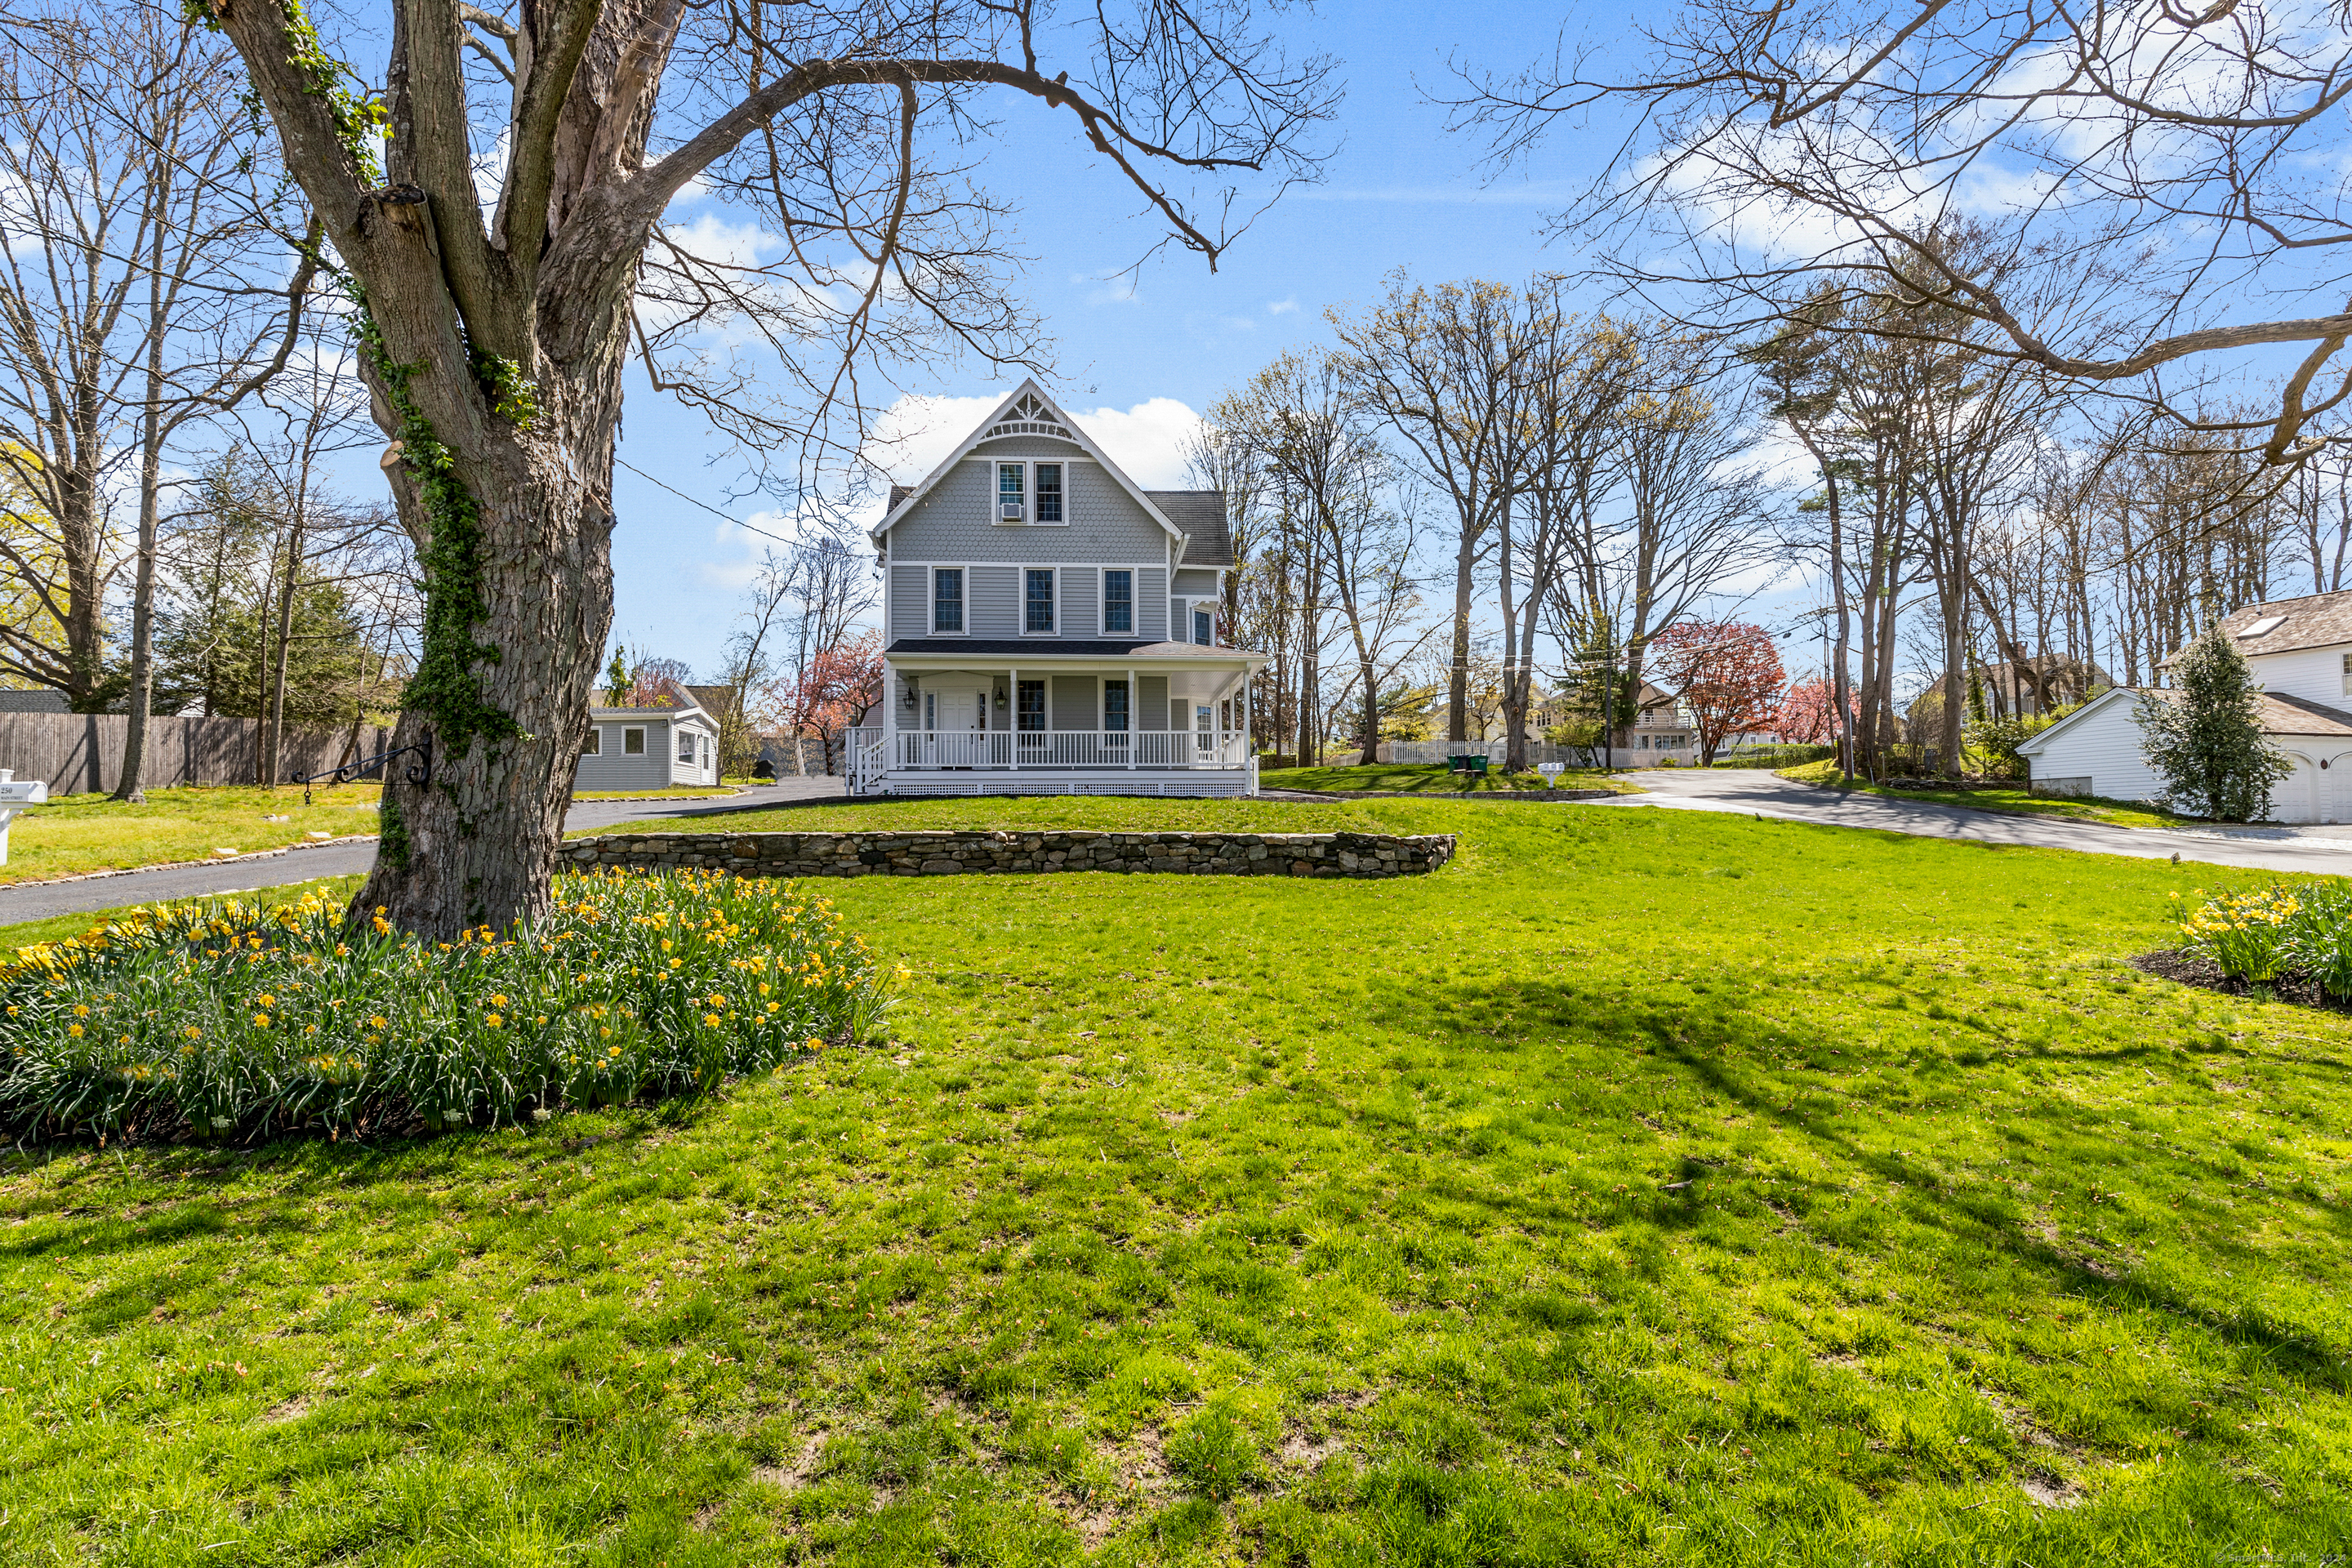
left=983, top=391, right=1082, bottom=445
left=871, top=380, right=1184, bottom=551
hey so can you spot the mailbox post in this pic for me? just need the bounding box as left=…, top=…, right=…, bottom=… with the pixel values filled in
left=0, top=768, right=47, bottom=867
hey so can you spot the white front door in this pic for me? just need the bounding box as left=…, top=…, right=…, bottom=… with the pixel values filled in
left=920, top=678, right=992, bottom=766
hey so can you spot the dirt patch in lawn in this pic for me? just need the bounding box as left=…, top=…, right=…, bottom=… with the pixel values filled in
left=2132, top=948, right=2352, bottom=1014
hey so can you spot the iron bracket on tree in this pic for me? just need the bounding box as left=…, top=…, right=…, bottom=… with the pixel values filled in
left=293, top=732, right=433, bottom=805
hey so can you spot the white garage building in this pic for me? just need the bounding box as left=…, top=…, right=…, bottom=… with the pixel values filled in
left=2017, top=591, right=2352, bottom=823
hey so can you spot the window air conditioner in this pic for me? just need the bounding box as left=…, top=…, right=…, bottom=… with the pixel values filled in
left=999, top=501, right=1025, bottom=521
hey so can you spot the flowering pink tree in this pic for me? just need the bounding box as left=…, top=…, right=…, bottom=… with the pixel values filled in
left=1649, top=621, right=1785, bottom=765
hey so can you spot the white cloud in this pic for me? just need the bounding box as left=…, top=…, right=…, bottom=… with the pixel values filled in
left=1071, top=270, right=1140, bottom=306
left=863, top=393, right=1011, bottom=486
left=1067, top=398, right=1205, bottom=488
left=1266, top=296, right=1298, bottom=315
left=860, top=390, right=1206, bottom=495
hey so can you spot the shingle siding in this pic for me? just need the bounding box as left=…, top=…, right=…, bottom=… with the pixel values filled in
left=888, top=460, right=1170, bottom=563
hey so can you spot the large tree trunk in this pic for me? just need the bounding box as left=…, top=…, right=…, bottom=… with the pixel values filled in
left=1446, top=531, right=1476, bottom=742
left=353, top=412, right=615, bottom=937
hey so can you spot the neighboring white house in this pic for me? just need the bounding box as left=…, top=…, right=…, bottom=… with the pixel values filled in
left=849, top=381, right=1266, bottom=796
left=2016, top=591, right=2352, bottom=822
left=577, top=681, right=721, bottom=791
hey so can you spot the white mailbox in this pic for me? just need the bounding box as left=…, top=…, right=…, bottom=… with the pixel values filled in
left=1536, top=762, right=1566, bottom=786
left=0, top=768, right=47, bottom=866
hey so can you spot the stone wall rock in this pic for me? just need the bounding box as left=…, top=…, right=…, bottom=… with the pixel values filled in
left=559, top=828, right=1454, bottom=880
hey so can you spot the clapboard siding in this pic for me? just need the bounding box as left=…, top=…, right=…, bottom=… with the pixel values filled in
left=1050, top=675, right=1096, bottom=731
left=971, top=565, right=1020, bottom=638
left=0, top=713, right=394, bottom=795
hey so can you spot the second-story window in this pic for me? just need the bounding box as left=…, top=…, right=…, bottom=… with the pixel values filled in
left=1026, top=568, right=1056, bottom=632
left=1192, top=607, right=1213, bottom=646
left=1036, top=464, right=1063, bottom=522
left=933, top=568, right=964, bottom=632
left=1102, top=569, right=1134, bottom=634
left=998, top=464, right=1025, bottom=521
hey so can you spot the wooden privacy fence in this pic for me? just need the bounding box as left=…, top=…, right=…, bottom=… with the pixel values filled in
left=0, top=713, right=399, bottom=795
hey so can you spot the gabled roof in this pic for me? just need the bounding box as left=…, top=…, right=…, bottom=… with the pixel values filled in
left=871, top=380, right=1189, bottom=552
left=2017, top=684, right=2352, bottom=755
left=591, top=675, right=712, bottom=721
left=2196, top=590, right=2352, bottom=657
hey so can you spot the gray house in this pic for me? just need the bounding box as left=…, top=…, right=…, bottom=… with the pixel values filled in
left=577, top=681, right=721, bottom=790
left=852, top=382, right=1265, bottom=795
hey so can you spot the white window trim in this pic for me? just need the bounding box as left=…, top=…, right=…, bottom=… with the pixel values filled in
left=581, top=726, right=602, bottom=756
left=1020, top=564, right=1060, bottom=636
left=982, top=458, right=1076, bottom=526
left=1099, top=566, right=1138, bottom=638
left=929, top=564, right=971, bottom=637
left=1100, top=674, right=1134, bottom=734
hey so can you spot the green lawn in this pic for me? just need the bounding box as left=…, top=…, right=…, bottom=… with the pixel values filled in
left=0, top=783, right=383, bottom=886
left=1778, top=760, right=2198, bottom=830
left=3, top=800, right=2346, bottom=1564
left=1258, top=762, right=1639, bottom=795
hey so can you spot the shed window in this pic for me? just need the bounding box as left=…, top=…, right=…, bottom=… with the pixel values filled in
left=581, top=727, right=601, bottom=756
left=933, top=568, right=964, bottom=632
left=1103, top=570, right=1133, bottom=634
left=623, top=727, right=645, bottom=755
left=679, top=729, right=696, bottom=763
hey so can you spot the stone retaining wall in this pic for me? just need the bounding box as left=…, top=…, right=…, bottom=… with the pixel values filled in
left=562, top=828, right=1455, bottom=880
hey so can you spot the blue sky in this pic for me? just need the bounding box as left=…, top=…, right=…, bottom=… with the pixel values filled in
left=606, top=4, right=1633, bottom=675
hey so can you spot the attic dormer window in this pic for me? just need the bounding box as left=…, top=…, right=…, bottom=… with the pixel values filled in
left=2238, top=614, right=2287, bottom=638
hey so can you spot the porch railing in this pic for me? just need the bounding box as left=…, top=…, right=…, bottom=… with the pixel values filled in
left=876, top=728, right=1248, bottom=771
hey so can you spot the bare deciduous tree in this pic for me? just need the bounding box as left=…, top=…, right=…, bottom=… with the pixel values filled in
left=0, top=0, right=311, bottom=786
left=1455, top=0, right=2352, bottom=460
left=200, top=0, right=1335, bottom=934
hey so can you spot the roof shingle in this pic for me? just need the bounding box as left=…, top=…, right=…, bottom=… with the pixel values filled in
left=2209, top=590, right=2352, bottom=655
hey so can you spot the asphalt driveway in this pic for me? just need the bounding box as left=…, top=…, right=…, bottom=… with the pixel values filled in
left=1596, top=768, right=2352, bottom=875
left=0, top=778, right=848, bottom=928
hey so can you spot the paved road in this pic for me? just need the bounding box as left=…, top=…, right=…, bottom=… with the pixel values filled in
left=0, top=779, right=847, bottom=927
left=1594, top=768, right=2352, bottom=875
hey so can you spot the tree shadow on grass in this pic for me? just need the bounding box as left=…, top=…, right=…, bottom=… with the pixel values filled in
left=1353, top=969, right=2352, bottom=1390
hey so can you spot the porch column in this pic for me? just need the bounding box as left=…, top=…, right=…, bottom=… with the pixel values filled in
left=881, top=661, right=897, bottom=786
left=1009, top=666, right=1018, bottom=771
left=1126, top=667, right=1137, bottom=769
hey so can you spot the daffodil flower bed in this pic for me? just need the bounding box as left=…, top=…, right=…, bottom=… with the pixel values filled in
left=0, top=868, right=895, bottom=1143
left=2169, top=881, right=2352, bottom=998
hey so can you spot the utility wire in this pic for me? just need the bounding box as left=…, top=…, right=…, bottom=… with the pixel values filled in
left=614, top=457, right=844, bottom=551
